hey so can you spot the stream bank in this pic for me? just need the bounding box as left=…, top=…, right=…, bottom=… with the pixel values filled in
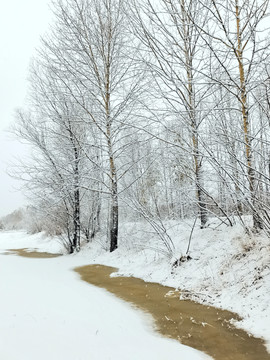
left=75, top=264, right=270, bottom=360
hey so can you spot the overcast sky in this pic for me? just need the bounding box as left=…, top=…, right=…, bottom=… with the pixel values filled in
left=0, top=0, right=52, bottom=216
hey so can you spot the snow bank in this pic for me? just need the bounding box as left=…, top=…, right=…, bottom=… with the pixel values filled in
left=1, top=218, right=269, bottom=354
left=76, top=219, right=270, bottom=352
left=0, top=230, right=63, bottom=254
left=0, top=230, right=211, bottom=360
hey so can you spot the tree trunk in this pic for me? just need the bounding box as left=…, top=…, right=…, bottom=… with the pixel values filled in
left=181, top=0, right=208, bottom=228
left=195, top=165, right=208, bottom=228
left=108, top=148, right=118, bottom=252
left=72, top=148, right=81, bottom=251
left=110, top=184, right=118, bottom=252
left=73, top=185, right=80, bottom=251
left=235, top=0, right=262, bottom=230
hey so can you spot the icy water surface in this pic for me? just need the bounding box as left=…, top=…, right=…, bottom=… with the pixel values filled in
left=5, top=249, right=269, bottom=360
left=75, top=264, right=270, bottom=360
left=4, top=248, right=61, bottom=258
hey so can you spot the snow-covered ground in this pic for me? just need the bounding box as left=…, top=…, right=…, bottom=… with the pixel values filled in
left=1, top=217, right=269, bottom=357
left=0, top=230, right=211, bottom=360
left=90, top=219, right=269, bottom=352
left=94, top=219, right=269, bottom=352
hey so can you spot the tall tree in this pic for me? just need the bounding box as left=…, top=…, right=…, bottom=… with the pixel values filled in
left=198, top=0, right=270, bottom=230
left=14, top=59, right=102, bottom=252
left=130, top=0, right=212, bottom=227
left=38, top=0, right=144, bottom=251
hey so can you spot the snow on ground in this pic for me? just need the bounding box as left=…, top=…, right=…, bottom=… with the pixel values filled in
left=99, top=219, right=270, bottom=352
left=1, top=217, right=269, bottom=357
left=0, top=231, right=211, bottom=360
left=55, top=218, right=269, bottom=353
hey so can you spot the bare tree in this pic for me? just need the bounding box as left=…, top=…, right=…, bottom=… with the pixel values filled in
left=130, top=0, right=215, bottom=228
left=13, top=56, right=103, bottom=253
left=197, top=0, right=270, bottom=230
left=34, top=0, right=145, bottom=251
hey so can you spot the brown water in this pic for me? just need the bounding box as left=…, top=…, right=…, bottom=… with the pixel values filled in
left=3, top=249, right=269, bottom=360
left=75, top=264, right=270, bottom=360
left=4, top=248, right=61, bottom=258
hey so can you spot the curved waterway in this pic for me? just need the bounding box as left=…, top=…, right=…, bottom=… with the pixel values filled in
left=75, top=264, right=270, bottom=360
left=4, top=250, right=269, bottom=360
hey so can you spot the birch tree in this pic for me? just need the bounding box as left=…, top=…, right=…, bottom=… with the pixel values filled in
left=198, top=0, right=270, bottom=230
left=130, top=0, right=213, bottom=228
left=14, top=57, right=104, bottom=252
left=36, top=0, right=144, bottom=251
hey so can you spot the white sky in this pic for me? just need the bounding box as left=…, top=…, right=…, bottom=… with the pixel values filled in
left=0, top=0, right=52, bottom=216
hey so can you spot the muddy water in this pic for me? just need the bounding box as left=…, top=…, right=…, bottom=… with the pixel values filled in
left=3, top=248, right=61, bottom=258
left=75, top=264, right=270, bottom=360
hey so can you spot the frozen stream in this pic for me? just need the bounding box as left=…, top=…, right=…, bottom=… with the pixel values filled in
left=76, top=264, right=270, bottom=360
left=0, top=246, right=211, bottom=360
left=0, top=231, right=269, bottom=360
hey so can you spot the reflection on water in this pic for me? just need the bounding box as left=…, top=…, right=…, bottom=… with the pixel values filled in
left=75, top=264, right=270, bottom=360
